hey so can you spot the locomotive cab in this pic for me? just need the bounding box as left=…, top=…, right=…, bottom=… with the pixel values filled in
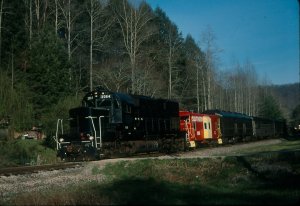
left=82, top=89, right=124, bottom=124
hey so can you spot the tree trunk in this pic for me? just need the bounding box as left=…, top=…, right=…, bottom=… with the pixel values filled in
left=89, top=0, right=93, bottom=91
left=0, top=0, right=4, bottom=67
left=196, top=64, right=200, bottom=112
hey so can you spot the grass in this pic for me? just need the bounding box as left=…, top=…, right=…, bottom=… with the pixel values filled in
left=218, top=138, right=300, bottom=156
left=7, top=153, right=300, bottom=205
left=4, top=139, right=300, bottom=205
left=0, top=139, right=58, bottom=168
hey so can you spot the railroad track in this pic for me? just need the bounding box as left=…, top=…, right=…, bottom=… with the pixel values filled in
left=0, top=162, right=83, bottom=176
left=0, top=152, right=163, bottom=176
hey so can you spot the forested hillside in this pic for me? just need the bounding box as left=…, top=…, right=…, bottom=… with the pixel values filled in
left=0, top=0, right=297, bottom=136
left=271, top=83, right=300, bottom=120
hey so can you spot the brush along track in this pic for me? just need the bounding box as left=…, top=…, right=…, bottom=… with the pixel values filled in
left=0, top=138, right=284, bottom=176
left=0, top=138, right=289, bottom=203
left=0, top=153, right=161, bottom=176
left=0, top=162, right=83, bottom=176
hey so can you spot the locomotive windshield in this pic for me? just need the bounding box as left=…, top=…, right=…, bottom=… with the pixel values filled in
left=82, top=91, right=112, bottom=109
left=96, top=98, right=111, bottom=107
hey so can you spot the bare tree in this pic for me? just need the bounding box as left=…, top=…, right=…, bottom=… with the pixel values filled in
left=58, top=0, right=84, bottom=82
left=94, top=57, right=130, bottom=92
left=33, top=0, right=49, bottom=32
left=54, top=0, right=58, bottom=33
left=23, top=0, right=33, bottom=50
left=0, top=0, right=5, bottom=66
left=200, top=26, right=222, bottom=110
left=112, top=0, right=154, bottom=94
left=0, top=0, right=11, bottom=66
left=58, top=0, right=72, bottom=61
left=10, top=40, right=13, bottom=90
left=34, top=0, right=40, bottom=30
left=23, top=0, right=50, bottom=49
left=243, top=60, right=258, bottom=115
left=166, top=23, right=182, bottom=99
left=221, top=60, right=260, bottom=115
left=135, top=55, right=163, bottom=97
left=195, top=61, right=201, bottom=112
left=194, top=55, right=207, bottom=112
left=86, top=0, right=111, bottom=91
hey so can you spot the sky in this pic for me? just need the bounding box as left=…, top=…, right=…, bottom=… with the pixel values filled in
left=145, top=0, right=299, bottom=85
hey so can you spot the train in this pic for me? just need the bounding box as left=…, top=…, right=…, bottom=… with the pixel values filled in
left=55, top=87, right=287, bottom=160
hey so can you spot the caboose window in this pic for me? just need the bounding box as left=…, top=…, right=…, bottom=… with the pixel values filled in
left=193, top=122, right=197, bottom=130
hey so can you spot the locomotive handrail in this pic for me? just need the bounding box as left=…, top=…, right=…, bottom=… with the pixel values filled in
left=84, top=115, right=104, bottom=149
left=52, top=136, right=60, bottom=150
left=85, top=116, right=97, bottom=147
left=184, top=119, right=196, bottom=148
left=55, top=119, right=63, bottom=150
left=98, top=116, right=104, bottom=148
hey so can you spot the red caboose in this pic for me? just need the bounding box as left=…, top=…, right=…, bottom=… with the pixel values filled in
left=179, top=111, right=222, bottom=148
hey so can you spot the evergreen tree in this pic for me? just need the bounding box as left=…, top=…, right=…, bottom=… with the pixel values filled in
left=291, top=104, right=300, bottom=120
left=27, top=26, right=71, bottom=120
left=181, top=34, right=205, bottom=111
left=0, top=71, right=34, bottom=131
left=152, top=7, right=184, bottom=99
left=258, top=94, right=283, bottom=120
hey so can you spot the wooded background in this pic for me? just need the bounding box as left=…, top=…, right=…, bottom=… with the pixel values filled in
left=0, top=0, right=298, bottom=136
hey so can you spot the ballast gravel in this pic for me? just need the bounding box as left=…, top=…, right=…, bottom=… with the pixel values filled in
left=0, top=138, right=283, bottom=201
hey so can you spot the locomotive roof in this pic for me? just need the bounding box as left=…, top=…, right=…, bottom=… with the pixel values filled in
left=115, top=92, right=178, bottom=105
left=204, top=110, right=252, bottom=120
left=114, top=92, right=135, bottom=105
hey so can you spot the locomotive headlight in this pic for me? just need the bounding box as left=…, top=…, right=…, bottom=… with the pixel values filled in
left=59, top=138, right=64, bottom=143
left=87, top=133, right=94, bottom=140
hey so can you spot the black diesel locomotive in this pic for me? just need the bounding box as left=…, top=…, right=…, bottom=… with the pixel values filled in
left=56, top=87, right=185, bottom=160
